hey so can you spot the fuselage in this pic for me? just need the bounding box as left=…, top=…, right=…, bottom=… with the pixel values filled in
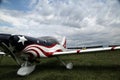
left=0, top=34, right=65, bottom=59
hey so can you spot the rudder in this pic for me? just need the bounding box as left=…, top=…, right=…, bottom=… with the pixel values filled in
left=61, top=37, right=66, bottom=48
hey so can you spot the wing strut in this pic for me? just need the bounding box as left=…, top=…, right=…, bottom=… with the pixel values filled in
left=56, top=56, right=73, bottom=69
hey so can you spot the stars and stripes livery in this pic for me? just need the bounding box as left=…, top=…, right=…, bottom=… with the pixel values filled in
left=0, top=34, right=66, bottom=58
left=0, top=33, right=120, bottom=76
left=23, top=44, right=63, bottom=58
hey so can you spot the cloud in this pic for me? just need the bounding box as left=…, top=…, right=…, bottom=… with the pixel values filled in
left=0, top=0, right=120, bottom=46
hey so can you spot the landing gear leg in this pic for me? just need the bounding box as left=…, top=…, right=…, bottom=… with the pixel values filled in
left=56, top=56, right=73, bottom=69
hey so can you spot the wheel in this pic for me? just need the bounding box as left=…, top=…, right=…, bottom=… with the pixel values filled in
left=66, top=62, right=73, bottom=69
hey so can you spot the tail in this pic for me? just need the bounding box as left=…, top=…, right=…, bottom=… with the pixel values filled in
left=61, top=37, right=66, bottom=48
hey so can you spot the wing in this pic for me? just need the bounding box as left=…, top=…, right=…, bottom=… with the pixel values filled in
left=53, top=46, right=120, bottom=56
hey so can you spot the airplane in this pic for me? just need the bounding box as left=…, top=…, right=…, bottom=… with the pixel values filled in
left=0, top=33, right=120, bottom=76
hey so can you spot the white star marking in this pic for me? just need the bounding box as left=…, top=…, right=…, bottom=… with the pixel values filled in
left=18, top=36, right=27, bottom=45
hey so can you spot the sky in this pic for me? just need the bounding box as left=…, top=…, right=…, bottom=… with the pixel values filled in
left=0, top=0, right=120, bottom=47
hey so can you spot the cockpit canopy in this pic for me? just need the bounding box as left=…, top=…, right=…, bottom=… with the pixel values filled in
left=38, top=36, right=60, bottom=46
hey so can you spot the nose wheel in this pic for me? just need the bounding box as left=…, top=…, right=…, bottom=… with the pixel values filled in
left=56, top=57, right=73, bottom=69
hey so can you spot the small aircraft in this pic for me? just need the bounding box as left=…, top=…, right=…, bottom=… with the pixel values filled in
left=0, top=33, right=120, bottom=76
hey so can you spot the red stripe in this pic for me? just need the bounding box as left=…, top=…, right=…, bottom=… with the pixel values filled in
left=77, top=50, right=80, bottom=53
left=111, top=46, right=116, bottom=51
left=26, top=46, right=62, bottom=57
left=25, top=44, right=57, bottom=49
left=33, top=46, right=62, bottom=57
left=63, top=39, right=66, bottom=48
left=26, top=49, right=40, bottom=57
left=24, top=44, right=57, bottom=52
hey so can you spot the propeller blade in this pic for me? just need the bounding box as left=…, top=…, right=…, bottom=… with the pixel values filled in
left=0, top=42, right=21, bottom=65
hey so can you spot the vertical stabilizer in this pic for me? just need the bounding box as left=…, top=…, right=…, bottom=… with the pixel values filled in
left=61, top=37, right=66, bottom=48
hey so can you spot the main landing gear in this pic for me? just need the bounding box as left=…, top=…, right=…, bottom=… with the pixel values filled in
left=56, top=56, right=73, bottom=69
left=17, top=61, right=36, bottom=76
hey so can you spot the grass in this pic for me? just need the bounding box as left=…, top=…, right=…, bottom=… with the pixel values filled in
left=0, top=50, right=120, bottom=80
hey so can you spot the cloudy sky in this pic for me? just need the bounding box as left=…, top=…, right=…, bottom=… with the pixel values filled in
left=0, top=0, right=120, bottom=47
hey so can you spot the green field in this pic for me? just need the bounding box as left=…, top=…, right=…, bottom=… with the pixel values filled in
left=0, top=50, right=120, bottom=80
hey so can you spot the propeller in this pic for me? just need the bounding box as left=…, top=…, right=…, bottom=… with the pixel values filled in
left=0, top=42, right=21, bottom=65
